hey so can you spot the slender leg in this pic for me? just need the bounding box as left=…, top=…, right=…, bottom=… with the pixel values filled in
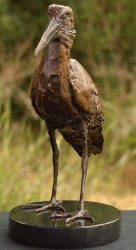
left=50, top=122, right=94, bottom=224
left=35, top=124, right=64, bottom=213
left=77, top=122, right=88, bottom=212
left=22, top=124, right=64, bottom=213
left=47, top=125, right=60, bottom=204
left=65, top=122, right=94, bottom=224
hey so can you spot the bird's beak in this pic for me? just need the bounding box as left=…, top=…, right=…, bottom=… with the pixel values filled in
left=34, top=18, right=62, bottom=57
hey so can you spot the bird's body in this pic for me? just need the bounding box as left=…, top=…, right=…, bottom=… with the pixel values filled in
left=27, top=4, right=104, bottom=224
left=30, top=39, right=104, bottom=157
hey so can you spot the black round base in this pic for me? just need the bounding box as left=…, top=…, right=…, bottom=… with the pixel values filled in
left=9, top=201, right=121, bottom=249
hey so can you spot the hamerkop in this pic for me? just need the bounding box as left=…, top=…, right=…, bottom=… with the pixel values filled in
left=27, top=4, right=104, bottom=224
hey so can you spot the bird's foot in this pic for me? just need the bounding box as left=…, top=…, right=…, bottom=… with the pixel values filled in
left=50, top=209, right=94, bottom=225
left=22, top=200, right=64, bottom=213
left=36, top=200, right=65, bottom=213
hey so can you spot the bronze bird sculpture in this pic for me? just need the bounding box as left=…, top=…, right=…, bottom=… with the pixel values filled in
left=27, top=4, right=104, bottom=224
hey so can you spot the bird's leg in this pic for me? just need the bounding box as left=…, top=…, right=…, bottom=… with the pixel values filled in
left=66, top=122, right=94, bottom=224
left=50, top=122, right=94, bottom=224
left=22, top=125, right=64, bottom=213
left=35, top=125, right=64, bottom=213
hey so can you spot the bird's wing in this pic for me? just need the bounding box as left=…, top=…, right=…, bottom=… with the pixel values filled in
left=69, top=59, right=103, bottom=116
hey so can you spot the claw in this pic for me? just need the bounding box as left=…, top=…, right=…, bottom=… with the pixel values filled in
left=50, top=209, right=94, bottom=225
left=66, top=213, right=94, bottom=225
left=50, top=212, right=69, bottom=220
left=36, top=204, right=64, bottom=213
left=21, top=203, right=45, bottom=211
left=21, top=201, right=65, bottom=214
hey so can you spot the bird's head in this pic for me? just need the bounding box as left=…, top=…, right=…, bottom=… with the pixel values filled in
left=34, top=4, right=76, bottom=57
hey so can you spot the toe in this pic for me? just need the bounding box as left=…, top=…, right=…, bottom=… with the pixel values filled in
left=66, top=211, right=94, bottom=225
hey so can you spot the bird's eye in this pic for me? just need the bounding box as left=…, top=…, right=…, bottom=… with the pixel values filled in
left=61, top=12, right=69, bottom=20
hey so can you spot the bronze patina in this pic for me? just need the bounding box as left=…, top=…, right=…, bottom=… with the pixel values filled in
left=25, top=4, right=104, bottom=224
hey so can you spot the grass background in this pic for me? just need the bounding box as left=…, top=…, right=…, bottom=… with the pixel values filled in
left=0, top=0, right=136, bottom=211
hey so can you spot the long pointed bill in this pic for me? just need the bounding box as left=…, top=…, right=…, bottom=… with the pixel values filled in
left=34, top=18, right=62, bottom=57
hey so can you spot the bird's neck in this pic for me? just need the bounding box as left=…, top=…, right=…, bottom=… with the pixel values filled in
left=47, top=39, right=71, bottom=59
left=41, top=39, right=71, bottom=76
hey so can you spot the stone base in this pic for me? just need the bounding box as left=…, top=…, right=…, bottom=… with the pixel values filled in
left=9, top=200, right=121, bottom=249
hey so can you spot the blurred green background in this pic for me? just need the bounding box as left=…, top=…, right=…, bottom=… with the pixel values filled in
left=0, top=0, right=136, bottom=211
